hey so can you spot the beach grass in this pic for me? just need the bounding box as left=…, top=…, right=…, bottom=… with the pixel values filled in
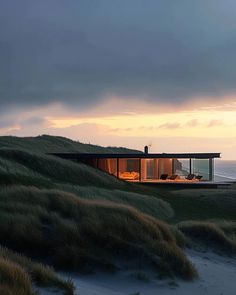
left=151, top=187, right=236, bottom=222
left=0, top=135, right=235, bottom=292
left=178, top=221, right=236, bottom=254
left=0, top=185, right=197, bottom=280
left=0, top=246, right=75, bottom=295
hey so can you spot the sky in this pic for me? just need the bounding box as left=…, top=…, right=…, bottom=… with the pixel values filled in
left=1, top=0, right=236, bottom=159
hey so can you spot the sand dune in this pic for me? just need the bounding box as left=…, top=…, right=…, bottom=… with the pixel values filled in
left=51, top=250, right=236, bottom=295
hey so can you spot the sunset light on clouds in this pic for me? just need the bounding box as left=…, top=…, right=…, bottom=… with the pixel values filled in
left=1, top=1, right=236, bottom=159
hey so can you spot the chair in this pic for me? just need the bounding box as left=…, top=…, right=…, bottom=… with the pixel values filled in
left=160, top=174, right=169, bottom=180
left=169, top=174, right=178, bottom=180
left=185, top=174, right=195, bottom=180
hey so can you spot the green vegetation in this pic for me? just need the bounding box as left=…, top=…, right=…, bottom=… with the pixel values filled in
left=178, top=221, right=236, bottom=254
left=0, top=186, right=196, bottom=280
left=0, top=135, right=235, bottom=293
left=0, top=247, right=74, bottom=295
left=163, top=188, right=236, bottom=221
left=0, top=134, right=141, bottom=154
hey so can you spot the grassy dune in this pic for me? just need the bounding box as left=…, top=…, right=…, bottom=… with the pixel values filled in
left=0, top=149, right=126, bottom=188
left=0, top=247, right=74, bottom=295
left=0, top=135, right=141, bottom=154
left=157, top=188, right=236, bottom=221
left=0, top=135, right=235, bottom=293
left=0, top=149, right=173, bottom=220
left=0, top=186, right=196, bottom=280
left=178, top=221, right=236, bottom=254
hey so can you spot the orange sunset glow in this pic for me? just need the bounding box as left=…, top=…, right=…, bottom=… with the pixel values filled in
left=1, top=1, right=236, bottom=160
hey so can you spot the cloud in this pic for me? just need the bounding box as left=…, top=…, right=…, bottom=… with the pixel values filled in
left=185, top=120, right=199, bottom=127
left=207, top=120, right=224, bottom=127
left=0, top=118, right=17, bottom=129
left=1, top=0, right=236, bottom=111
left=21, top=116, right=48, bottom=126
left=158, top=122, right=181, bottom=129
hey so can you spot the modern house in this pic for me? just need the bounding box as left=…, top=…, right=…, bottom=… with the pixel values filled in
left=51, top=147, right=220, bottom=184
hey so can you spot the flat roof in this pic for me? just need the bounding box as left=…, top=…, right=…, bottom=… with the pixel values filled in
left=49, top=152, right=221, bottom=159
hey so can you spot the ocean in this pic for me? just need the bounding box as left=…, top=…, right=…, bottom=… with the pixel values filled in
left=215, top=160, right=236, bottom=181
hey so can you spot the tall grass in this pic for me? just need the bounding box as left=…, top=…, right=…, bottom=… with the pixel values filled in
left=0, top=186, right=196, bottom=280
left=0, top=258, right=33, bottom=295
left=0, top=246, right=75, bottom=295
left=0, top=149, right=126, bottom=188
left=178, top=221, right=236, bottom=254
left=57, top=184, right=174, bottom=219
left=0, top=134, right=141, bottom=154
left=0, top=149, right=173, bottom=219
left=158, top=188, right=236, bottom=221
left=1, top=135, right=234, bottom=285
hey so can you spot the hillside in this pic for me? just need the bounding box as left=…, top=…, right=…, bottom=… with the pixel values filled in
left=0, top=134, right=142, bottom=154
left=0, top=135, right=235, bottom=294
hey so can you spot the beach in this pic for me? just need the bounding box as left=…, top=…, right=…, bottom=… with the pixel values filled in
left=39, top=250, right=236, bottom=295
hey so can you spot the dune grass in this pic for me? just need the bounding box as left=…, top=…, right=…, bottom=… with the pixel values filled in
left=153, top=187, right=236, bottom=222
left=0, top=149, right=127, bottom=188
left=0, top=186, right=196, bottom=280
left=0, top=149, right=173, bottom=220
left=56, top=184, right=174, bottom=220
left=178, top=221, right=236, bottom=254
left=0, top=247, right=75, bottom=295
left=0, top=258, right=33, bottom=295
left=0, top=134, right=141, bottom=154
left=0, top=135, right=235, bottom=288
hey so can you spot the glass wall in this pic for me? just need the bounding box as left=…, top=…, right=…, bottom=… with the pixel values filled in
left=98, top=158, right=117, bottom=176
left=141, top=159, right=173, bottom=181
left=141, top=159, right=159, bottom=181
left=173, top=159, right=190, bottom=179
left=93, top=157, right=213, bottom=182
left=158, top=159, right=173, bottom=178
left=192, top=159, right=210, bottom=181
left=118, top=158, right=140, bottom=181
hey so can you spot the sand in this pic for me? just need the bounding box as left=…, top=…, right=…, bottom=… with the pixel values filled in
left=39, top=250, right=236, bottom=295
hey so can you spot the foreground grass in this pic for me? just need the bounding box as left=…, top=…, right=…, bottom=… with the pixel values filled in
left=178, top=221, right=236, bottom=254
left=0, top=246, right=75, bottom=295
left=0, top=186, right=197, bottom=280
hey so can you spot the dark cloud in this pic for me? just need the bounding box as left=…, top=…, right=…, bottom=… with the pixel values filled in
left=1, top=0, right=236, bottom=111
left=0, top=118, right=16, bottom=129
left=21, top=116, right=48, bottom=126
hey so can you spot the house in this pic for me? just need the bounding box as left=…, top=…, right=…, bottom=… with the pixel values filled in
left=50, top=147, right=220, bottom=183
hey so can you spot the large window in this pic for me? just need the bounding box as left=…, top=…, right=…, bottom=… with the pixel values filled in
left=141, top=159, right=158, bottom=181
left=192, top=159, right=210, bottom=181
left=95, top=157, right=213, bottom=182
left=118, top=158, right=140, bottom=181
left=98, top=158, right=117, bottom=176
left=141, top=158, right=173, bottom=181
left=173, top=159, right=190, bottom=178
left=158, top=159, right=173, bottom=178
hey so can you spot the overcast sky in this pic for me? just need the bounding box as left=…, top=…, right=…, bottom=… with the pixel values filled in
left=1, top=1, right=236, bottom=158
